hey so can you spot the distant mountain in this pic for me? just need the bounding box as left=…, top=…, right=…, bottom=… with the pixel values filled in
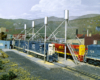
left=48, top=16, right=64, bottom=21
left=34, top=16, right=78, bottom=25
left=77, top=14, right=100, bottom=19
left=69, top=16, right=79, bottom=20
left=34, top=16, right=64, bottom=25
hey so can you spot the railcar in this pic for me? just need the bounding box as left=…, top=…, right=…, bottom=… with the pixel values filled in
left=13, top=40, right=58, bottom=62
left=84, top=44, right=100, bottom=66
left=11, top=40, right=100, bottom=66
left=52, top=43, right=86, bottom=62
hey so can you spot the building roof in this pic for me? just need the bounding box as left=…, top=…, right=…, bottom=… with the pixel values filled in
left=77, top=34, right=87, bottom=38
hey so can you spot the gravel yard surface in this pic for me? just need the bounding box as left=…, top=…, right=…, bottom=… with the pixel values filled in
left=74, top=63, right=100, bottom=76
left=5, top=51, right=84, bottom=80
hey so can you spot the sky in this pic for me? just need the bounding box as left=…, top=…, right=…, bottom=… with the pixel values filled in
left=0, top=0, right=100, bottom=20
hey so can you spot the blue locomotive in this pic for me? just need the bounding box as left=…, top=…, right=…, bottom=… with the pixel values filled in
left=84, top=44, right=100, bottom=66
left=13, top=40, right=58, bottom=63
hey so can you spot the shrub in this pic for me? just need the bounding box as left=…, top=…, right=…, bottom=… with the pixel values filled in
left=0, top=71, right=17, bottom=80
left=0, top=60, right=3, bottom=70
left=0, top=74, right=9, bottom=80
left=9, top=71, right=17, bottom=79
left=0, top=50, right=9, bottom=58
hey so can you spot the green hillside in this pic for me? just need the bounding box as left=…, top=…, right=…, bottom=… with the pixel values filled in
left=70, top=15, right=100, bottom=34
left=0, top=14, right=100, bottom=39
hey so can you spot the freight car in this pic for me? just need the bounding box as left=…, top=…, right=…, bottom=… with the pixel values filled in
left=13, top=40, right=58, bottom=62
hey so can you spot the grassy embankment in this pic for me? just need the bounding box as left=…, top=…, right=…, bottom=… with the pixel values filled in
left=0, top=49, right=41, bottom=80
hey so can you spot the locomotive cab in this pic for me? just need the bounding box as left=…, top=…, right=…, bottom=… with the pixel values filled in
left=48, top=44, right=55, bottom=55
left=47, top=44, right=58, bottom=62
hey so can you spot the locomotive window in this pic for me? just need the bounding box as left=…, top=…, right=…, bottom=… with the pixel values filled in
left=49, top=46, right=52, bottom=47
left=32, top=44, right=35, bottom=49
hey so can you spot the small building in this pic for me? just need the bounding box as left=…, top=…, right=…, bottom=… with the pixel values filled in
left=0, top=27, right=6, bottom=33
left=85, top=34, right=100, bottom=46
left=77, top=34, right=87, bottom=38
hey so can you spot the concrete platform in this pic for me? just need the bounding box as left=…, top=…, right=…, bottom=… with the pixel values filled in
left=2, top=49, right=61, bottom=70
left=57, top=58, right=77, bottom=67
left=2, top=49, right=80, bottom=69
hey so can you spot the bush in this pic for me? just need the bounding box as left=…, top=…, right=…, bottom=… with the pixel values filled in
left=0, top=74, right=9, bottom=80
left=9, top=71, right=17, bottom=79
left=0, top=50, right=9, bottom=58
left=0, top=65, right=3, bottom=70
left=0, top=60, right=3, bottom=70
left=2, top=52, right=9, bottom=58
left=0, top=71, right=17, bottom=80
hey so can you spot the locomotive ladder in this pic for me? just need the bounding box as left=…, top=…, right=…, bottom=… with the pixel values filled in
left=67, top=43, right=79, bottom=65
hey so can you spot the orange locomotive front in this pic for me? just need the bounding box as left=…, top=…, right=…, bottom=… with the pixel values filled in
left=52, top=43, right=85, bottom=62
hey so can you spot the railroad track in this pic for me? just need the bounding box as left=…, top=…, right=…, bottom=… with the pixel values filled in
left=54, top=62, right=100, bottom=80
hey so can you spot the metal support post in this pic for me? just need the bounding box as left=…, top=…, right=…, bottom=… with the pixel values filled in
left=27, top=40, right=29, bottom=54
left=25, top=30, right=26, bottom=40
left=32, top=27, right=34, bottom=40
left=24, top=24, right=26, bottom=41
left=32, top=21, right=34, bottom=40
left=44, top=17, right=47, bottom=63
left=64, top=10, right=69, bottom=61
left=18, top=39, right=20, bottom=53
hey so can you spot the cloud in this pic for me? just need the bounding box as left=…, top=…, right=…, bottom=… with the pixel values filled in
left=31, top=0, right=81, bottom=12
left=0, top=0, right=100, bottom=19
left=30, top=0, right=81, bottom=17
left=22, top=13, right=31, bottom=16
left=30, top=0, right=100, bottom=18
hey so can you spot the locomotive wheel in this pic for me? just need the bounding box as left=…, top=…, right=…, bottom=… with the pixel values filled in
left=96, top=61, right=100, bottom=66
left=88, top=59, right=93, bottom=64
left=93, top=60, right=98, bottom=66
left=98, top=61, right=100, bottom=66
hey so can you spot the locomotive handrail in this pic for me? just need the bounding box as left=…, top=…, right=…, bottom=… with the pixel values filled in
left=67, top=43, right=79, bottom=64
left=69, top=43, right=79, bottom=63
left=67, top=43, right=78, bottom=64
